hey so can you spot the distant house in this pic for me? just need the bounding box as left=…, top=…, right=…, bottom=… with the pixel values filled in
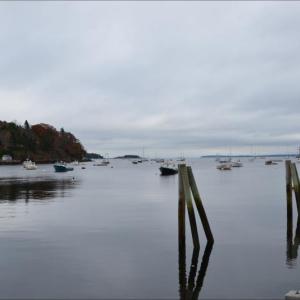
left=2, top=155, right=12, bottom=161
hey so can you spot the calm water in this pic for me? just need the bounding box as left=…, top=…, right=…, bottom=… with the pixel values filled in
left=0, top=158, right=299, bottom=299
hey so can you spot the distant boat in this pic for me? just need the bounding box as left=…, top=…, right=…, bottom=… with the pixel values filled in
left=219, top=157, right=231, bottom=163
left=216, top=163, right=232, bottom=171
left=159, top=161, right=178, bottom=176
left=93, top=158, right=109, bottom=166
left=154, top=158, right=165, bottom=163
left=296, top=146, right=300, bottom=159
left=177, top=157, right=185, bottom=162
left=177, top=153, right=185, bottom=162
left=54, top=162, right=74, bottom=172
left=265, top=160, right=277, bottom=165
left=231, top=160, right=243, bottom=167
left=23, top=159, right=37, bottom=170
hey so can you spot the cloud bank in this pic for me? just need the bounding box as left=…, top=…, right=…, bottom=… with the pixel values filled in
left=0, top=2, right=300, bottom=156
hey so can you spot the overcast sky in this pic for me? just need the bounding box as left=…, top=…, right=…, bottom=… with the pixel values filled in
left=1, top=2, right=300, bottom=157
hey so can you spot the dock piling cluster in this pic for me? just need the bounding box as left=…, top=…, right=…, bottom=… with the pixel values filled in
left=178, top=163, right=214, bottom=299
left=285, top=160, right=300, bottom=264
left=178, top=164, right=214, bottom=249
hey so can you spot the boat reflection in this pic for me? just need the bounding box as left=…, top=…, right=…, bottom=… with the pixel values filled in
left=0, top=177, right=78, bottom=202
left=178, top=241, right=213, bottom=299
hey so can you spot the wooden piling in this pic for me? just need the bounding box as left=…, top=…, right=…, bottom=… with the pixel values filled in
left=290, top=163, right=300, bottom=214
left=286, top=160, right=293, bottom=234
left=286, top=160, right=292, bottom=193
left=287, top=191, right=294, bottom=262
left=187, top=166, right=214, bottom=243
left=179, top=164, right=200, bottom=249
left=287, top=185, right=293, bottom=229
left=287, top=188, right=293, bottom=237
left=178, top=165, right=186, bottom=251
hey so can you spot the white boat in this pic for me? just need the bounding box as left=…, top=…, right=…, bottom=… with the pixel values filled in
left=231, top=160, right=243, bottom=167
left=93, top=158, right=109, bottom=166
left=23, top=159, right=37, bottom=170
left=216, top=163, right=232, bottom=171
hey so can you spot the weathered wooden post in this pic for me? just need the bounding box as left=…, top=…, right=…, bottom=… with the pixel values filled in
left=178, top=164, right=186, bottom=251
left=178, top=164, right=187, bottom=299
left=287, top=210, right=294, bottom=263
left=290, top=163, right=300, bottom=214
left=179, top=164, right=200, bottom=249
left=286, top=160, right=292, bottom=193
left=187, top=166, right=214, bottom=243
left=286, top=161, right=293, bottom=244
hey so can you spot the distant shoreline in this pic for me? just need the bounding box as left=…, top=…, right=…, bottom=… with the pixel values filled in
left=0, top=159, right=77, bottom=165
left=202, top=154, right=298, bottom=158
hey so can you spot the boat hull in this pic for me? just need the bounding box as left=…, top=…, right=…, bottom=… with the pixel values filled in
left=159, top=166, right=178, bottom=176
left=54, top=165, right=74, bottom=172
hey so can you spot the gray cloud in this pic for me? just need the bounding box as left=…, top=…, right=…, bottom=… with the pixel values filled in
left=0, top=2, right=300, bottom=156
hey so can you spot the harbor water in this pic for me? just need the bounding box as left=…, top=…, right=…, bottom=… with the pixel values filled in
left=0, top=158, right=299, bottom=298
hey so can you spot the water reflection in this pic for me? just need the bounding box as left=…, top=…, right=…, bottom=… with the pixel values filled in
left=0, top=177, right=78, bottom=202
left=178, top=242, right=213, bottom=299
left=286, top=187, right=300, bottom=266
left=287, top=215, right=300, bottom=265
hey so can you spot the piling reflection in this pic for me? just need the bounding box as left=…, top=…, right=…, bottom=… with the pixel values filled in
left=0, top=177, right=78, bottom=202
left=287, top=215, right=300, bottom=265
left=286, top=184, right=300, bottom=266
left=178, top=242, right=213, bottom=299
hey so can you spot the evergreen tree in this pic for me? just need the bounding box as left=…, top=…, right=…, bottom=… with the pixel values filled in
left=24, top=120, right=30, bottom=130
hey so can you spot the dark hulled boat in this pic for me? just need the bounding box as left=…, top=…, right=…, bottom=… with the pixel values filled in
left=159, top=162, right=178, bottom=176
left=54, top=163, right=74, bottom=172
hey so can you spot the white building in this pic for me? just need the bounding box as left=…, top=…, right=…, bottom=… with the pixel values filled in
left=2, top=155, right=12, bottom=161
